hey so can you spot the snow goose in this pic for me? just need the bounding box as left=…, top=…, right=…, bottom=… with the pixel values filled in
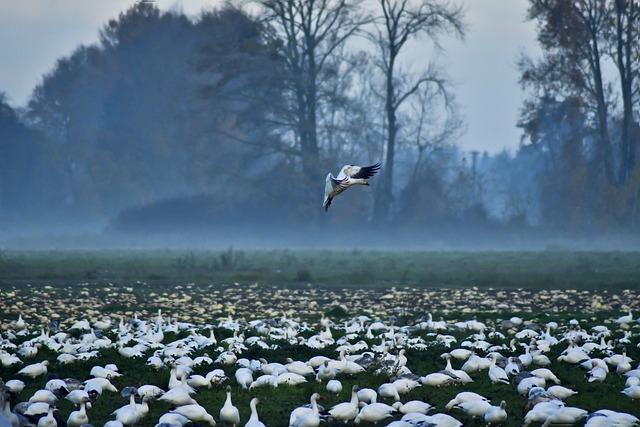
left=420, top=372, right=457, bottom=387
left=220, top=385, right=240, bottom=427
left=588, top=409, right=640, bottom=426
left=421, top=413, right=463, bottom=427
left=614, top=311, right=633, bottom=326
left=395, top=400, right=434, bottom=415
left=158, top=386, right=197, bottom=407
left=326, top=379, right=342, bottom=395
left=65, top=389, right=91, bottom=406
left=233, top=367, right=253, bottom=390
left=84, top=376, right=118, bottom=393
left=354, top=402, right=397, bottom=424
left=531, top=367, right=561, bottom=384
left=285, top=358, right=314, bottom=376
left=172, top=403, right=216, bottom=426
left=28, top=390, right=57, bottom=405
left=356, top=388, right=377, bottom=404
left=547, top=385, right=578, bottom=400
left=187, top=374, right=211, bottom=389
left=487, top=354, right=510, bottom=385
left=615, top=351, right=633, bottom=375
left=445, top=391, right=489, bottom=412
left=245, top=398, right=266, bottom=427
left=523, top=401, right=565, bottom=426
left=289, top=392, right=321, bottom=427
left=323, top=162, right=380, bottom=211
left=157, top=411, right=191, bottom=426
left=315, top=360, right=338, bottom=383
left=540, top=406, right=588, bottom=427
left=484, top=400, right=507, bottom=426
left=18, top=360, right=49, bottom=378
left=5, top=379, right=25, bottom=396
left=67, top=396, right=90, bottom=427
left=377, top=383, right=400, bottom=401
left=392, top=377, right=421, bottom=394
left=587, top=365, right=608, bottom=382
left=278, top=372, right=308, bottom=386
left=621, top=384, right=640, bottom=399
left=112, top=390, right=141, bottom=426
left=327, top=385, right=359, bottom=423
left=452, top=399, right=491, bottom=419
left=442, top=353, right=473, bottom=384
left=38, top=404, right=57, bottom=427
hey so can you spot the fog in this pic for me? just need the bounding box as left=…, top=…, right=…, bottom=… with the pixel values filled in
left=1, top=2, right=639, bottom=252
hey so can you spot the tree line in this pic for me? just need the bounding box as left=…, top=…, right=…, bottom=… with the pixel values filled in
left=1, top=0, right=639, bottom=245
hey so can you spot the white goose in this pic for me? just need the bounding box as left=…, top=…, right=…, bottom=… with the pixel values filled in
left=67, top=397, right=90, bottom=427
left=323, top=163, right=380, bottom=211
left=37, top=405, right=57, bottom=427
left=245, top=398, right=266, bottom=427
left=445, top=391, right=489, bottom=412
left=487, top=354, right=510, bottom=385
left=172, top=403, right=216, bottom=426
left=327, top=385, right=359, bottom=423
left=483, top=400, right=507, bottom=425
left=220, top=385, right=240, bottom=427
left=289, top=393, right=321, bottom=427
left=18, top=360, right=49, bottom=378
left=354, top=401, right=397, bottom=424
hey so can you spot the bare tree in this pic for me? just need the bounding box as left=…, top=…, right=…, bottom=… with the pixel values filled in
left=610, top=0, right=640, bottom=185
left=250, top=0, right=370, bottom=207
left=368, top=0, right=465, bottom=222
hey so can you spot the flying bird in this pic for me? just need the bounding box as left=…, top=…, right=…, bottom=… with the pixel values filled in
left=323, top=162, right=380, bottom=211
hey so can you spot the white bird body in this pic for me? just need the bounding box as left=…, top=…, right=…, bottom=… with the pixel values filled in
left=547, top=385, right=578, bottom=399
left=531, top=368, right=561, bottom=384
left=622, top=385, right=640, bottom=399
left=235, top=367, right=254, bottom=389
left=378, top=383, right=400, bottom=401
left=38, top=405, right=57, bottom=427
left=323, top=163, right=380, bottom=211
left=29, top=389, right=57, bottom=405
left=289, top=393, right=321, bottom=427
left=354, top=402, right=397, bottom=424
left=67, top=399, right=90, bottom=427
left=326, top=379, right=342, bottom=395
left=18, top=360, right=49, bottom=378
left=445, top=391, right=489, bottom=411
left=541, top=406, right=588, bottom=427
left=172, top=404, right=216, bottom=426
left=220, top=386, right=241, bottom=427
left=453, top=399, right=491, bottom=418
left=396, top=400, right=434, bottom=414
left=420, top=372, right=456, bottom=386
left=327, top=385, right=359, bottom=423
left=245, top=398, right=266, bottom=427
left=484, top=401, right=507, bottom=425
left=488, top=355, right=510, bottom=384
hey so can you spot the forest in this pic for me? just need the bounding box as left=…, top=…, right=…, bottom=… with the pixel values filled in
left=1, top=0, right=639, bottom=249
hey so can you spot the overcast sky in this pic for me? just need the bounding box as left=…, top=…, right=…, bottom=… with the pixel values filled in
left=0, top=0, right=539, bottom=154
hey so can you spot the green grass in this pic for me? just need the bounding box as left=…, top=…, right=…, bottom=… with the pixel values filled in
left=1, top=248, right=640, bottom=289
left=0, top=249, right=639, bottom=426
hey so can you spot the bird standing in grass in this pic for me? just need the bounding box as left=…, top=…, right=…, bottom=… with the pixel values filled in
left=220, top=385, right=240, bottom=427
left=323, top=163, right=380, bottom=211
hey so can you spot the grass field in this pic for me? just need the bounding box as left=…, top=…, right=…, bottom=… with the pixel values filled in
left=0, top=249, right=639, bottom=426
left=2, top=248, right=640, bottom=289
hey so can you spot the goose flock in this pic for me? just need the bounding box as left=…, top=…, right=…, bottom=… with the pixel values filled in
left=0, top=283, right=639, bottom=426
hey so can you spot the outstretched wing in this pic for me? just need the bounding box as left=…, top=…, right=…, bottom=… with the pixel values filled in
left=339, top=162, right=381, bottom=180
left=323, top=173, right=349, bottom=211
left=324, top=173, right=349, bottom=199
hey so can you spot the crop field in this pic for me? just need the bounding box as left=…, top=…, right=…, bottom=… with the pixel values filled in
left=0, top=249, right=639, bottom=426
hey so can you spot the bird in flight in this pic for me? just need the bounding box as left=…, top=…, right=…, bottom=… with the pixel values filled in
left=323, top=162, right=381, bottom=211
